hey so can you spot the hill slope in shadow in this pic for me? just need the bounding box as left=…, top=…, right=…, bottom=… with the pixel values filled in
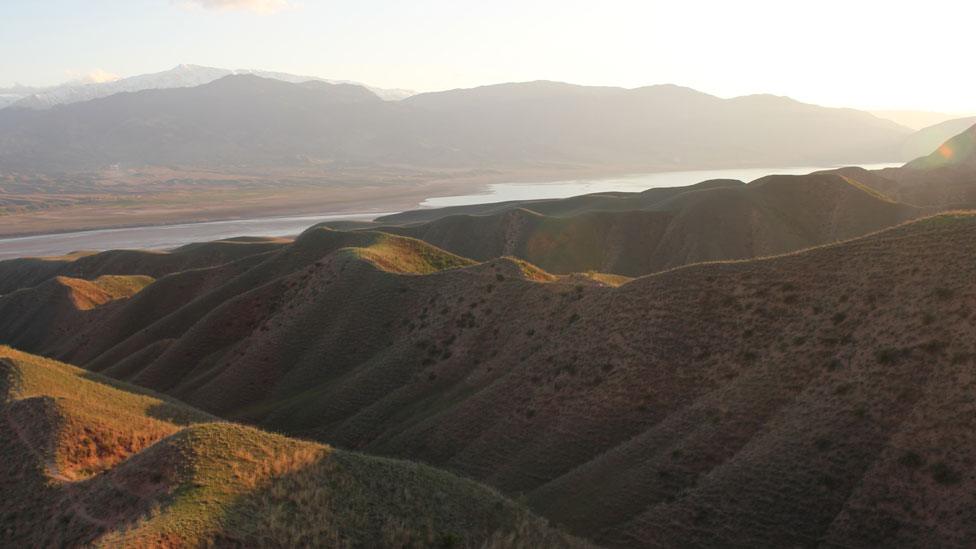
left=866, top=124, right=976, bottom=207
left=3, top=213, right=976, bottom=547
left=315, top=130, right=975, bottom=276
left=0, top=346, right=580, bottom=548
left=366, top=171, right=919, bottom=275
left=0, top=237, right=288, bottom=295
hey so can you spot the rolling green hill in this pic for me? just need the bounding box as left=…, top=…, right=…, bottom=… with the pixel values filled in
left=3, top=213, right=976, bottom=546
left=344, top=171, right=919, bottom=276
left=0, top=346, right=580, bottom=547
left=0, top=237, right=287, bottom=295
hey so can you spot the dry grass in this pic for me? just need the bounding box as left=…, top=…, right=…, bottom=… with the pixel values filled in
left=54, top=274, right=154, bottom=310
left=346, top=233, right=476, bottom=274
left=7, top=211, right=971, bottom=547
left=0, top=347, right=579, bottom=548
left=375, top=170, right=923, bottom=276
left=4, top=160, right=976, bottom=547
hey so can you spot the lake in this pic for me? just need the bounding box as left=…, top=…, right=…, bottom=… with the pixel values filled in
left=421, top=163, right=902, bottom=207
left=0, top=163, right=903, bottom=260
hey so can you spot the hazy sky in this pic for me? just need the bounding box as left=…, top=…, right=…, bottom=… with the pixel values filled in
left=1, top=0, right=973, bottom=112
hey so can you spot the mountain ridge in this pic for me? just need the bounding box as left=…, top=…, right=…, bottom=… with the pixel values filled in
left=0, top=63, right=415, bottom=109
left=0, top=74, right=911, bottom=172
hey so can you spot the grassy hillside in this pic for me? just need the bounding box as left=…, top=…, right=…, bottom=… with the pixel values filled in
left=0, top=237, right=287, bottom=295
left=3, top=211, right=976, bottom=546
left=867, top=125, right=976, bottom=208
left=906, top=123, right=976, bottom=169
left=2, top=136, right=976, bottom=546
left=0, top=347, right=579, bottom=548
left=365, top=171, right=919, bottom=275
left=0, top=274, right=154, bottom=353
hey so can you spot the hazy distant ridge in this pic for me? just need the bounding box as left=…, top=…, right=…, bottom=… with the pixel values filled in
left=0, top=64, right=415, bottom=109
left=0, top=76, right=911, bottom=172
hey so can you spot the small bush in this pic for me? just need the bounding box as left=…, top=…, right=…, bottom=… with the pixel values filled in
left=438, top=532, right=462, bottom=548
left=930, top=462, right=962, bottom=485
left=875, top=347, right=908, bottom=365
left=897, top=451, right=925, bottom=469
left=933, top=287, right=955, bottom=300
left=917, top=340, right=945, bottom=354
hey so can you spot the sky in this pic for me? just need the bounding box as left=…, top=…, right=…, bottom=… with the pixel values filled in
left=1, top=0, right=974, bottom=112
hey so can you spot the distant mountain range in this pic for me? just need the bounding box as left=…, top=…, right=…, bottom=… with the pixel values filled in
left=0, top=64, right=415, bottom=109
left=870, top=110, right=969, bottom=130
left=0, top=75, right=912, bottom=173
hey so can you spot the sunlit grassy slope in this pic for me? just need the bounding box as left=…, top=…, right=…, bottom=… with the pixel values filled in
left=0, top=346, right=582, bottom=548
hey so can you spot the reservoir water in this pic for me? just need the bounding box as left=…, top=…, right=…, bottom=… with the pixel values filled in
left=421, top=163, right=901, bottom=207
left=0, top=212, right=390, bottom=260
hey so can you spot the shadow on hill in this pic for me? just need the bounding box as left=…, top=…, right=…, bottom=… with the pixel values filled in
left=212, top=448, right=587, bottom=548
left=0, top=357, right=17, bottom=400
left=0, top=239, right=287, bottom=295
left=354, top=171, right=923, bottom=276
left=74, top=370, right=216, bottom=426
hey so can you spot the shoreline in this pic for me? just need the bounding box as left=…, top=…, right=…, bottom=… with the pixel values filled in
left=0, top=160, right=903, bottom=241
left=0, top=210, right=391, bottom=242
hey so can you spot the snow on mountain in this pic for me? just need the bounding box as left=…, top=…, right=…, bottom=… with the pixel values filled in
left=0, top=64, right=414, bottom=109
left=0, top=95, right=23, bottom=109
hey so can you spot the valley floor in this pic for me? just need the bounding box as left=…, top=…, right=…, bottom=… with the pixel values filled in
left=0, top=159, right=842, bottom=240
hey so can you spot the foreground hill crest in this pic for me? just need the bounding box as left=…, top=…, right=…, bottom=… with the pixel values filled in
left=0, top=347, right=580, bottom=547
